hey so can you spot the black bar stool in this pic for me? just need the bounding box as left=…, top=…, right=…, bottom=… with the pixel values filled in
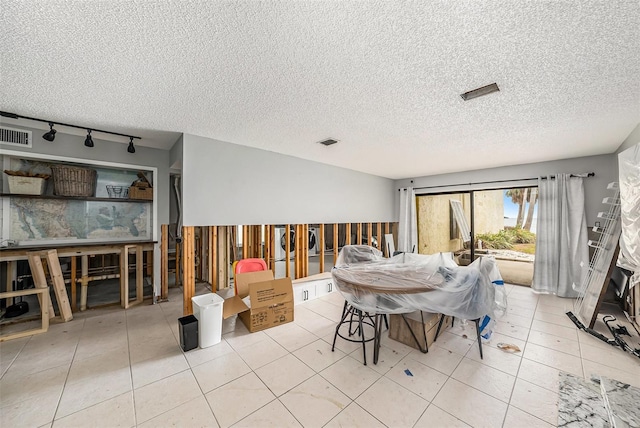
left=331, top=301, right=388, bottom=365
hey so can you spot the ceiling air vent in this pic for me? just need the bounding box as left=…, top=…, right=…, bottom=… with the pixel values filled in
left=460, top=83, right=500, bottom=101
left=318, top=138, right=339, bottom=146
left=0, top=125, right=32, bottom=148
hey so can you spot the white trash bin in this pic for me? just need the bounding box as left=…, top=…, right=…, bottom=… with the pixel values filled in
left=191, top=293, right=224, bottom=348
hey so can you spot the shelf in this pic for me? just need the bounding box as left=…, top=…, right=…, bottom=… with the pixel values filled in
left=0, top=193, right=151, bottom=203
left=601, top=197, right=620, bottom=205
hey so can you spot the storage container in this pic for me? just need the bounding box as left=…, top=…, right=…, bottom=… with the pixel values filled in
left=178, top=315, right=199, bottom=351
left=51, top=165, right=97, bottom=197
left=191, top=293, right=224, bottom=348
left=128, top=186, right=153, bottom=200
left=7, top=175, right=47, bottom=195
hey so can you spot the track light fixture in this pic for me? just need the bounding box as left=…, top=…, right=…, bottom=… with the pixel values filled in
left=0, top=110, right=141, bottom=153
left=127, top=137, right=136, bottom=153
left=84, top=130, right=94, bottom=148
left=42, top=122, right=56, bottom=141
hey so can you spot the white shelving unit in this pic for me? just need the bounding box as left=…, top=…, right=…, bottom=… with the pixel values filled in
left=575, top=182, right=622, bottom=327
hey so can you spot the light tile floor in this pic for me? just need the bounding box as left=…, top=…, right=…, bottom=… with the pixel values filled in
left=1, top=283, right=639, bottom=428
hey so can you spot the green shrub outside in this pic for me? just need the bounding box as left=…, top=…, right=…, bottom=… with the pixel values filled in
left=476, top=227, right=536, bottom=250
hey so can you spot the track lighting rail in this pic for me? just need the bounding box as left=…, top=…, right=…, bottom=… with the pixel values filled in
left=0, top=110, right=140, bottom=152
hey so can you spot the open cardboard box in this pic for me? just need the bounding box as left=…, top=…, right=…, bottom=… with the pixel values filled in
left=222, top=270, right=294, bottom=333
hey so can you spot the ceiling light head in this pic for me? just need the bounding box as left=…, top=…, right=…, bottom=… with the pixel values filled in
left=318, top=138, right=339, bottom=146
left=42, top=122, right=56, bottom=141
left=84, top=129, right=94, bottom=147
left=460, top=83, right=500, bottom=101
left=127, top=137, right=136, bottom=153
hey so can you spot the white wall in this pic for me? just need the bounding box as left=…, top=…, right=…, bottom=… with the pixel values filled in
left=395, top=154, right=618, bottom=226
left=181, top=134, right=396, bottom=225
left=616, top=122, right=640, bottom=154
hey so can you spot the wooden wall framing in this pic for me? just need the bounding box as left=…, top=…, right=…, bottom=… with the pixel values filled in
left=177, top=222, right=398, bottom=315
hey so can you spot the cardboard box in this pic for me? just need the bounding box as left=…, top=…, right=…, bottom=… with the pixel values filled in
left=223, top=270, right=294, bottom=333
left=388, top=311, right=452, bottom=351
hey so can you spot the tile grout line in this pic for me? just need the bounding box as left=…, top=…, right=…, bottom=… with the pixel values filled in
left=49, top=322, right=82, bottom=426
left=125, top=307, right=139, bottom=427
left=503, top=294, right=565, bottom=427
left=498, top=289, right=535, bottom=428
left=0, top=334, right=31, bottom=381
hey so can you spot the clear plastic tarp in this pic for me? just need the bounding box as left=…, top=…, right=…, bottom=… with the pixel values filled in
left=618, top=143, right=640, bottom=289
left=331, top=245, right=505, bottom=320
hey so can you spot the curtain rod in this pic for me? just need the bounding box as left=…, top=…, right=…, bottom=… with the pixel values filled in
left=400, top=172, right=595, bottom=191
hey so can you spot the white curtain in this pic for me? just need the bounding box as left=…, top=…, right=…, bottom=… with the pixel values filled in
left=398, top=187, right=418, bottom=253
left=532, top=174, right=589, bottom=297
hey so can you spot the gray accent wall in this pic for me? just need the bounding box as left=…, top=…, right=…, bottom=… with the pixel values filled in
left=181, top=133, right=396, bottom=225
left=395, top=154, right=618, bottom=227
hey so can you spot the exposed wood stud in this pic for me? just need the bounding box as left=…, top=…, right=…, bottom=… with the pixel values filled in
left=257, top=225, right=263, bottom=258
left=285, top=224, right=291, bottom=278
left=70, top=256, right=77, bottom=311
left=120, top=250, right=128, bottom=308
left=207, top=227, right=214, bottom=286
left=26, top=252, right=55, bottom=319
left=175, top=239, right=182, bottom=286
left=304, top=224, right=309, bottom=277
left=296, top=225, right=300, bottom=279
left=333, top=223, right=339, bottom=266
left=0, top=288, right=49, bottom=342
left=298, top=224, right=303, bottom=278
left=121, top=245, right=144, bottom=309
left=377, top=222, right=382, bottom=250
left=217, top=226, right=228, bottom=290
left=357, top=223, right=362, bottom=245
left=44, top=250, right=73, bottom=321
left=367, top=223, right=373, bottom=246
left=264, top=225, right=270, bottom=270
left=183, top=226, right=196, bottom=315
left=345, top=223, right=351, bottom=246
left=319, top=224, right=325, bottom=273
left=136, top=246, right=144, bottom=304
left=161, top=224, right=169, bottom=300
left=211, top=226, right=218, bottom=291
left=384, top=223, right=390, bottom=256
left=242, top=225, right=248, bottom=259
left=79, top=255, right=89, bottom=311
left=270, top=225, right=276, bottom=272
left=146, top=248, right=153, bottom=277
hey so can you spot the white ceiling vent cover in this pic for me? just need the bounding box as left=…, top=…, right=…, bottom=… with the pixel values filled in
left=0, top=125, right=32, bottom=148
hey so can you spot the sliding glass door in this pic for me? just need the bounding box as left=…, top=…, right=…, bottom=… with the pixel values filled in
left=416, top=187, right=538, bottom=285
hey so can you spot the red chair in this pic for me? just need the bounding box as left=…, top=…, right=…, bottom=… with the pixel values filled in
left=234, top=258, right=268, bottom=294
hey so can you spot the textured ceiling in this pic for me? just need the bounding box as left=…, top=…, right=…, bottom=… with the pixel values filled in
left=1, top=1, right=638, bottom=179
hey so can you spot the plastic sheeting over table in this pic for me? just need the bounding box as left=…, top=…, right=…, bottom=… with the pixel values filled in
left=331, top=245, right=504, bottom=321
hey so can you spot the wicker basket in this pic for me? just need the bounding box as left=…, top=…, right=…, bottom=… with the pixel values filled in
left=51, top=165, right=97, bottom=197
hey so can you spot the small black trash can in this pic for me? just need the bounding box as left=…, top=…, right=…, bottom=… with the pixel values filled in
left=178, top=315, right=198, bottom=351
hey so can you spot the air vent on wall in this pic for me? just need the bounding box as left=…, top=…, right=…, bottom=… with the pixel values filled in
left=0, top=125, right=32, bottom=148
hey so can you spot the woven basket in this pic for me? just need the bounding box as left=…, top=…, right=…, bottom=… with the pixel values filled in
left=51, top=165, right=97, bottom=197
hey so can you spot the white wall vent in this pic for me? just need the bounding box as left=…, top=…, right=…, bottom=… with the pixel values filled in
left=0, top=125, right=32, bottom=148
